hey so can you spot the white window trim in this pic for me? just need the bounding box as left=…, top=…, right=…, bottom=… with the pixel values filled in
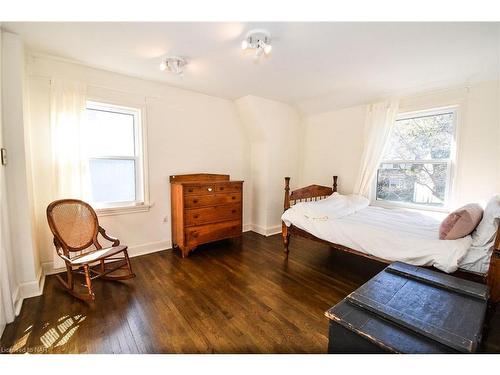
left=371, top=105, right=459, bottom=213
left=85, top=100, right=151, bottom=216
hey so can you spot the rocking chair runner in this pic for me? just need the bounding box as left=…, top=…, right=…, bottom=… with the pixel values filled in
left=46, top=199, right=136, bottom=301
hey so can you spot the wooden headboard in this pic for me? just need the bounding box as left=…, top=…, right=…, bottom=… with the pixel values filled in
left=283, top=176, right=338, bottom=211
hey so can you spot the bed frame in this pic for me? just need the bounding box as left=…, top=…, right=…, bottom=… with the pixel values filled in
left=282, top=176, right=500, bottom=303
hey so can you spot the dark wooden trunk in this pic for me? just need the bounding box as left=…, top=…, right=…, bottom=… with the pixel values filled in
left=326, top=262, right=489, bottom=354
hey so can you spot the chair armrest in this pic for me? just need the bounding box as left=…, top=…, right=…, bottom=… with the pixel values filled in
left=98, top=226, right=120, bottom=246
left=53, top=238, right=72, bottom=263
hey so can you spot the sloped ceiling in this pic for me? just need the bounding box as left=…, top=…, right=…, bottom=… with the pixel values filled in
left=4, top=22, right=499, bottom=114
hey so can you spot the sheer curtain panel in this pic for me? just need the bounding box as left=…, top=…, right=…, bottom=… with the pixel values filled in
left=353, top=99, right=399, bottom=198
left=49, top=79, right=88, bottom=269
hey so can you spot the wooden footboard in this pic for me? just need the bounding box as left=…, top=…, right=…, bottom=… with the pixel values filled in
left=281, top=176, right=500, bottom=303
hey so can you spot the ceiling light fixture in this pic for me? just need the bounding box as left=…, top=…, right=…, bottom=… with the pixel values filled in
left=160, top=56, right=188, bottom=75
left=241, top=29, right=272, bottom=59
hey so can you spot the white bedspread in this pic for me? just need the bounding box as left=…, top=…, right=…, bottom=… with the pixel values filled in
left=282, top=196, right=473, bottom=273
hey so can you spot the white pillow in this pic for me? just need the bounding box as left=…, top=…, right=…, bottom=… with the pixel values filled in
left=471, top=194, right=500, bottom=247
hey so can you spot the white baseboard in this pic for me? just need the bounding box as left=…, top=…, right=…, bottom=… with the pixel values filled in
left=127, top=240, right=171, bottom=258
left=8, top=267, right=44, bottom=321
left=248, top=224, right=281, bottom=237
left=42, top=261, right=58, bottom=276
left=265, top=225, right=282, bottom=236
left=250, top=224, right=267, bottom=236
left=18, top=268, right=45, bottom=299
left=42, top=239, right=172, bottom=276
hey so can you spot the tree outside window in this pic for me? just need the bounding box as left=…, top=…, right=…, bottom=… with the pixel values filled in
left=376, top=109, right=456, bottom=208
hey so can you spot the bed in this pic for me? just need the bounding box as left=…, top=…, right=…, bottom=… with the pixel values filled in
left=281, top=176, right=500, bottom=302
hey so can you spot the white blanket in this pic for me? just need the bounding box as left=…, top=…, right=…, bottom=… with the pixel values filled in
left=282, top=196, right=472, bottom=273
left=292, top=192, right=369, bottom=220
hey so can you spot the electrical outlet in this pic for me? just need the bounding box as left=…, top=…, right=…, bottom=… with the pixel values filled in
left=1, top=148, right=7, bottom=166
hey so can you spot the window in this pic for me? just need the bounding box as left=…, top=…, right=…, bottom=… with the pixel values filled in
left=375, top=107, right=457, bottom=210
left=84, top=101, right=147, bottom=212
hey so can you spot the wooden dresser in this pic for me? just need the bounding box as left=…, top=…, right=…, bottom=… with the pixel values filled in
left=170, top=173, right=243, bottom=257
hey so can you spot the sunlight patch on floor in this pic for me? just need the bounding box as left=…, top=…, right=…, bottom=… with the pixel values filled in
left=9, top=331, right=31, bottom=353
left=39, top=314, right=86, bottom=349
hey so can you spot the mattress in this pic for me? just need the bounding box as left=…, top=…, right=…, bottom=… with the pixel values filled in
left=282, top=203, right=489, bottom=274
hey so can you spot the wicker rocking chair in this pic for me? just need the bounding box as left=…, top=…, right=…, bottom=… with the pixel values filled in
left=46, top=199, right=136, bottom=301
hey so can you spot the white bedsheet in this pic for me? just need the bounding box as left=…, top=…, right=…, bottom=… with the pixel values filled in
left=459, top=244, right=492, bottom=274
left=282, top=203, right=474, bottom=273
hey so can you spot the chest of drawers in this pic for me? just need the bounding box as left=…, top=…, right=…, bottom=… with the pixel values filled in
left=170, top=173, right=243, bottom=257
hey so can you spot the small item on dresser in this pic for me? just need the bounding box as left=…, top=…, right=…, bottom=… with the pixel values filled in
left=439, top=203, right=484, bottom=240
left=170, top=173, right=243, bottom=258
left=325, top=262, right=488, bottom=354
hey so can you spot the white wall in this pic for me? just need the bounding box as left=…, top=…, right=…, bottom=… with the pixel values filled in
left=0, top=26, right=10, bottom=337
left=236, top=95, right=301, bottom=234
left=449, top=82, right=500, bottom=206
left=300, top=81, right=500, bottom=208
left=27, top=55, right=252, bottom=272
left=1, top=32, right=43, bottom=315
left=301, top=104, right=366, bottom=194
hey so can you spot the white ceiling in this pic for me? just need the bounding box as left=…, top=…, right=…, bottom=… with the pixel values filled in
left=4, top=22, right=499, bottom=114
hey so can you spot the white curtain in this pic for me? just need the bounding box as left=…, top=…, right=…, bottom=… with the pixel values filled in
left=50, top=79, right=89, bottom=268
left=0, top=165, right=15, bottom=337
left=353, top=99, right=399, bottom=198
left=0, top=28, right=16, bottom=335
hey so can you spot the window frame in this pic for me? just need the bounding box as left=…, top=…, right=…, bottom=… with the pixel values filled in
left=371, top=106, right=459, bottom=213
left=85, top=100, right=150, bottom=215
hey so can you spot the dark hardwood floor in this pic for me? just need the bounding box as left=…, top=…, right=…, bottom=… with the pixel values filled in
left=1, top=231, right=500, bottom=353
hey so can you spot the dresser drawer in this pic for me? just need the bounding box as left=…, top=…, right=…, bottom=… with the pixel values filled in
left=183, top=184, right=215, bottom=196
left=185, top=203, right=241, bottom=226
left=185, top=220, right=242, bottom=246
left=184, top=192, right=241, bottom=208
left=213, top=183, right=242, bottom=194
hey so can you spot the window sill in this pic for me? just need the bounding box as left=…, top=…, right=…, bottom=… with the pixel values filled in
left=95, top=203, right=152, bottom=217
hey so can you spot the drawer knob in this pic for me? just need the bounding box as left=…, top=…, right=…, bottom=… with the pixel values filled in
left=220, top=187, right=224, bottom=191
left=194, top=215, right=199, bottom=219
left=207, top=187, right=213, bottom=192
left=193, top=199, right=198, bottom=203
left=188, top=189, right=193, bottom=192
left=232, top=209, right=236, bottom=213
left=232, top=196, right=236, bottom=200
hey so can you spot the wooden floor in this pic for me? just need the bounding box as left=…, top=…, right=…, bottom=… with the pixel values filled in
left=2, top=231, right=500, bottom=353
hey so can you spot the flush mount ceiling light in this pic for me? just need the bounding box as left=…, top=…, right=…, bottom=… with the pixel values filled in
left=159, top=56, right=188, bottom=75
left=241, top=29, right=272, bottom=58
